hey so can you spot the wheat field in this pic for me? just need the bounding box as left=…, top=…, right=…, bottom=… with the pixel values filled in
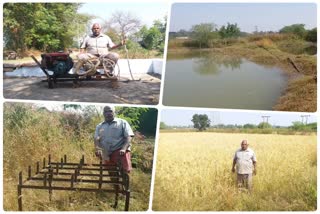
left=153, top=132, right=317, bottom=211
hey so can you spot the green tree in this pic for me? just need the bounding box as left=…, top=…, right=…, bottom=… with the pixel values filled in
left=160, top=122, right=167, bottom=129
left=4, top=3, right=91, bottom=53
left=290, top=121, right=305, bottom=131
left=279, top=24, right=307, bottom=38
left=191, top=114, right=210, bottom=131
left=243, top=123, right=257, bottom=129
left=138, top=17, right=167, bottom=52
left=191, top=23, right=217, bottom=48
left=219, top=23, right=241, bottom=39
left=257, top=122, right=272, bottom=129
left=305, top=28, right=317, bottom=42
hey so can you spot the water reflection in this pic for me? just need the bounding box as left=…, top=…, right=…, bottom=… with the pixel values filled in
left=193, top=53, right=242, bottom=75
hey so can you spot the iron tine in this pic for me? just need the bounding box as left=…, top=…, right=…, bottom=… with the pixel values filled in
left=43, top=158, right=46, bottom=169
left=64, top=155, right=67, bottom=163
left=56, top=163, right=59, bottom=174
left=48, top=154, right=51, bottom=165
left=36, top=161, right=40, bottom=174
left=71, top=175, right=74, bottom=188
left=28, top=166, right=31, bottom=180
left=44, top=173, right=47, bottom=186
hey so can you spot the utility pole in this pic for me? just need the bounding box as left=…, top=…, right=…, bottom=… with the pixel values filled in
left=301, top=115, right=310, bottom=125
left=261, top=115, right=270, bottom=123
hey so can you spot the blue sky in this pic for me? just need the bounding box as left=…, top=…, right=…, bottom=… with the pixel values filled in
left=160, top=108, right=317, bottom=127
left=78, top=2, right=168, bottom=29
left=169, top=3, right=317, bottom=32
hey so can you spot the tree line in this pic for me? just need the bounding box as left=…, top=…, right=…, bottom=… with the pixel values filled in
left=170, top=22, right=317, bottom=48
left=160, top=113, right=317, bottom=132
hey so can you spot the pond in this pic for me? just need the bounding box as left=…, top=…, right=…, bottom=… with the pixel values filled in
left=163, top=51, right=288, bottom=110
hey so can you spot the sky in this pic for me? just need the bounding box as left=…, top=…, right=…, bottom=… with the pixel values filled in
left=78, top=2, right=168, bottom=30
left=160, top=108, right=317, bottom=127
left=169, top=3, right=317, bottom=33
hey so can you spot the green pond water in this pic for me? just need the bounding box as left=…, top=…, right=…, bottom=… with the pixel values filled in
left=163, top=51, right=288, bottom=110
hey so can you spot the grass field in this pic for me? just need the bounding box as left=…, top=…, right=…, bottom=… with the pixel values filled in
left=153, top=132, right=317, bottom=211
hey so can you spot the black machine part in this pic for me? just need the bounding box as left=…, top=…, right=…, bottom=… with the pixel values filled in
left=41, top=52, right=74, bottom=76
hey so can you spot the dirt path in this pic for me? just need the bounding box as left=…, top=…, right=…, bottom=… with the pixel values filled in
left=3, top=74, right=161, bottom=105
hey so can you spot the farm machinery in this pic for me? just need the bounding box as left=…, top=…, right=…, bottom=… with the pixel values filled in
left=31, top=52, right=122, bottom=89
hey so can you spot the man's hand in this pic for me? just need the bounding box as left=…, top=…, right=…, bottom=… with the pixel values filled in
left=119, top=149, right=126, bottom=156
left=232, top=167, right=235, bottom=173
left=253, top=168, right=257, bottom=175
left=95, top=149, right=103, bottom=158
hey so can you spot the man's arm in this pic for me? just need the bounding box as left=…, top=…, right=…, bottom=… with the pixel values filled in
left=109, top=40, right=126, bottom=50
left=120, top=136, right=132, bottom=155
left=232, top=158, right=237, bottom=173
left=253, top=161, right=257, bottom=175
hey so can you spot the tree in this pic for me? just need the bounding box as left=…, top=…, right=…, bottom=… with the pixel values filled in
left=243, top=123, right=257, bottom=129
left=191, top=23, right=217, bottom=48
left=191, top=114, right=210, bottom=131
left=106, top=10, right=141, bottom=38
left=290, top=121, right=305, bottom=131
left=257, top=122, right=272, bottom=129
left=279, top=24, right=307, bottom=38
left=305, top=28, right=317, bottom=43
left=3, top=3, right=92, bottom=53
left=160, top=122, right=167, bottom=129
left=137, top=17, right=167, bottom=52
left=219, top=23, right=241, bottom=39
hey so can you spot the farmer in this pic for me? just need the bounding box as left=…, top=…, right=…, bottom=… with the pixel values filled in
left=94, top=105, right=134, bottom=173
left=232, top=140, right=257, bottom=192
left=75, top=23, right=125, bottom=75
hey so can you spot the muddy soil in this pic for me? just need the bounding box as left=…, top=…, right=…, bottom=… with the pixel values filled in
left=3, top=74, right=161, bottom=105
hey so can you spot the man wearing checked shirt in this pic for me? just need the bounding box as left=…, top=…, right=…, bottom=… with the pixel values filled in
left=232, top=140, right=257, bottom=192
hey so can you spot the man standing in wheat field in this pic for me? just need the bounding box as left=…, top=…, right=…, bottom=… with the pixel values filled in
left=232, top=140, right=257, bottom=192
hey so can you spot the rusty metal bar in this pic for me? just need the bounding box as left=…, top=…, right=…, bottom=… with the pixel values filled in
left=45, top=166, right=118, bottom=171
left=64, top=155, right=67, bottom=163
left=18, top=171, right=23, bottom=211
left=43, top=158, right=46, bottom=169
left=29, top=177, right=122, bottom=184
left=60, top=158, right=64, bottom=168
left=28, top=166, right=31, bottom=180
left=36, top=161, right=40, bottom=174
left=56, top=163, right=59, bottom=174
left=99, top=159, right=103, bottom=189
left=70, top=175, right=74, bottom=188
left=48, top=168, right=53, bottom=201
left=44, top=173, right=47, bottom=187
left=125, top=190, right=130, bottom=211
left=49, top=162, right=117, bottom=167
left=38, top=171, right=120, bottom=178
left=19, top=185, right=125, bottom=193
left=48, top=154, right=51, bottom=165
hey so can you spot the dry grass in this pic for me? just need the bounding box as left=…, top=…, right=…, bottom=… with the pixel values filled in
left=153, top=132, right=317, bottom=211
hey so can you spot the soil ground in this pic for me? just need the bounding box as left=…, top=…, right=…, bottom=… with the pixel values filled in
left=3, top=74, right=161, bottom=105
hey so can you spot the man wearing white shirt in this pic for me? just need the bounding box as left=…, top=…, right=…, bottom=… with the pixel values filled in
left=232, top=140, right=257, bottom=191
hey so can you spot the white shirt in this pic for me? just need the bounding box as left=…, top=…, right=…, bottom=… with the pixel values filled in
left=234, top=148, right=257, bottom=174
left=81, top=33, right=115, bottom=55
